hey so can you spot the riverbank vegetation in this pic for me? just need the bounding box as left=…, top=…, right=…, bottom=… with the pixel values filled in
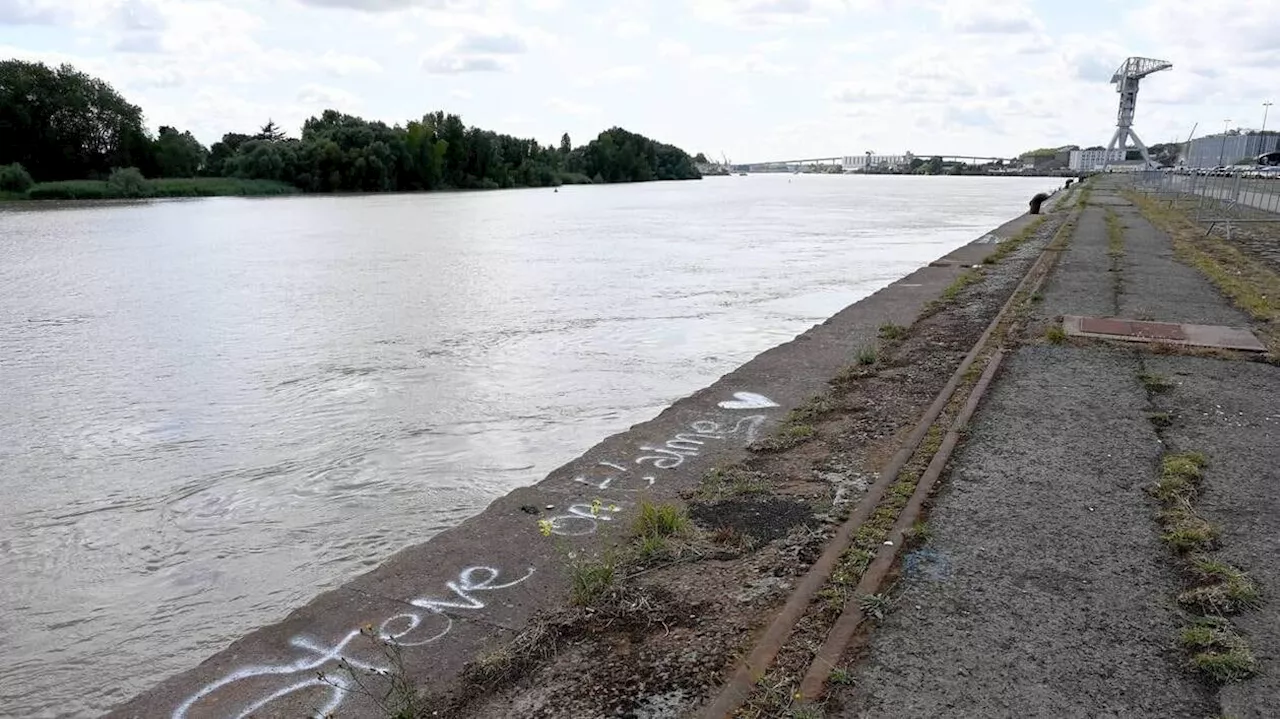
left=0, top=59, right=700, bottom=201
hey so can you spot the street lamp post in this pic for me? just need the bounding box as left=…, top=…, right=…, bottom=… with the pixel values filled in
left=1263, top=102, right=1274, bottom=155
left=1218, top=119, right=1231, bottom=166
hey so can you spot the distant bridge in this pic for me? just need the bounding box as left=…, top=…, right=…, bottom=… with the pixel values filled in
left=739, top=154, right=1015, bottom=171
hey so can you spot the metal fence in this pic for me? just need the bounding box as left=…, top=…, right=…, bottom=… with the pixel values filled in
left=1130, top=170, right=1280, bottom=236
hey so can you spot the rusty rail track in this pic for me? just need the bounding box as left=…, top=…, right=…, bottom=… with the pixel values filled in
left=701, top=207, right=1080, bottom=717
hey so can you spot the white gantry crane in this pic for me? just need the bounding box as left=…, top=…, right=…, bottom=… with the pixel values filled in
left=1103, top=56, right=1172, bottom=170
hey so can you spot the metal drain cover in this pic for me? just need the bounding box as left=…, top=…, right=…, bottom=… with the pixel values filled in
left=1063, top=315, right=1267, bottom=352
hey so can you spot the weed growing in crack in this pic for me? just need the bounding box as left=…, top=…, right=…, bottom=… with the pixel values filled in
left=1179, top=556, right=1261, bottom=614
left=829, top=667, right=854, bottom=686
left=856, top=346, right=877, bottom=365
left=317, top=625, right=427, bottom=719
left=857, top=592, right=893, bottom=620
left=940, top=269, right=982, bottom=303
left=903, top=520, right=932, bottom=544
left=569, top=553, right=617, bottom=606
left=1147, top=411, right=1174, bottom=428
left=1138, top=371, right=1175, bottom=393
left=1154, top=452, right=1208, bottom=501
left=632, top=500, right=691, bottom=540
left=1159, top=503, right=1219, bottom=553
left=752, top=423, right=817, bottom=452
left=1180, top=617, right=1258, bottom=683
left=1045, top=324, right=1067, bottom=344
left=878, top=323, right=908, bottom=340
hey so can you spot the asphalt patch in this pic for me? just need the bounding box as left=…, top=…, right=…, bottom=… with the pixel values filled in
left=688, top=496, right=815, bottom=545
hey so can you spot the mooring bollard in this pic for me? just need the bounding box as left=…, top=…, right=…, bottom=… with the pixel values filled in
left=1029, top=192, right=1050, bottom=214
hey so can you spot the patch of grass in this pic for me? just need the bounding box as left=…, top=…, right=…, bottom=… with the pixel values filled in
left=1076, top=184, right=1092, bottom=207
left=1030, top=291, right=1044, bottom=303
left=698, top=465, right=769, bottom=500
left=23, top=176, right=299, bottom=200
left=940, top=268, right=983, bottom=303
left=903, top=520, right=932, bottom=544
left=877, top=322, right=908, bottom=340
left=828, top=667, right=854, bottom=686
left=752, top=422, right=817, bottom=452
left=840, top=547, right=874, bottom=573
left=831, top=363, right=876, bottom=387
left=787, top=393, right=837, bottom=424
left=1138, top=371, right=1175, bottom=393
left=1147, top=411, right=1174, bottom=428
left=1180, top=618, right=1259, bottom=683
left=1192, top=647, right=1258, bottom=684
left=1154, top=451, right=1208, bottom=501
left=1104, top=208, right=1125, bottom=258
left=857, top=592, right=892, bottom=620
left=985, top=215, right=1048, bottom=265
left=1045, top=324, right=1067, bottom=344
left=856, top=346, right=877, bottom=365
left=631, top=501, right=690, bottom=540
left=634, top=533, right=672, bottom=563
left=1159, top=504, right=1218, bottom=553
left=1179, top=556, right=1261, bottom=614
left=569, top=554, right=617, bottom=606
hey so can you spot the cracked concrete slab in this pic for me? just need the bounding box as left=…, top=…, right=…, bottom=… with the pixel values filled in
left=828, top=345, right=1213, bottom=718
left=1143, top=355, right=1280, bottom=719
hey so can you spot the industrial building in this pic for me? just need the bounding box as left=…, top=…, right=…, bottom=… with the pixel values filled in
left=1068, top=148, right=1126, bottom=171
left=1184, top=132, right=1280, bottom=168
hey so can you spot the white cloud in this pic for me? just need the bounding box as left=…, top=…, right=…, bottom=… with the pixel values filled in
left=546, top=97, right=599, bottom=115
left=575, top=64, right=648, bottom=88
left=422, top=53, right=510, bottom=73
left=316, top=50, right=383, bottom=76
left=297, top=82, right=362, bottom=108
left=418, top=26, right=550, bottom=73
left=295, top=0, right=484, bottom=11
left=690, top=52, right=792, bottom=76
left=937, top=0, right=1043, bottom=34
left=692, top=0, right=854, bottom=28
left=0, top=0, right=64, bottom=25
left=613, top=17, right=648, bottom=37
left=657, top=39, right=691, bottom=59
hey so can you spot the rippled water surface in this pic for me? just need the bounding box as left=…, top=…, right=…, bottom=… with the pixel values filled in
left=0, top=174, right=1058, bottom=716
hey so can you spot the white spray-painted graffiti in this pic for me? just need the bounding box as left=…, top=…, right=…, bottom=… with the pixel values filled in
left=717, top=391, right=781, bottom=410
left=173, top=565, right=534, bottom=719
left=171, top=392, right=779, bottom=717
left=544, top=392, right=778, bottom=536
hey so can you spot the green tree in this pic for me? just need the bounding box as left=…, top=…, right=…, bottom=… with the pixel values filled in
left=256, top=120, right=286, bottom=142
left=0, top=162, right=34, bottom=192
left=0, top=59, right=153, bottom=181
left=153, top=126, right=208, bottom=177
left=559, top=133, right=572, bottom=154
left=927, top=156, right=944, bottom=174
left=106, top=167, right=150, bottom=197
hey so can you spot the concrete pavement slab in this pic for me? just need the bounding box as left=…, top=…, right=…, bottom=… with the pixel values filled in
left=829, top=345, right=1213, bottom=719
left=1144, top=355, right=1280, bottom=719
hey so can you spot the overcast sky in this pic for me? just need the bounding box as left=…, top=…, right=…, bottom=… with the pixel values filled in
left=2, top=0, right=1275, bottom=162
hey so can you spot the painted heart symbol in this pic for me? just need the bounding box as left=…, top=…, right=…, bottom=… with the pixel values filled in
left=718, top=392, right=780, bottom=410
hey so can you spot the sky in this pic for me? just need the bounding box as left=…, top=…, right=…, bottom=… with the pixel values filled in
left=1, top=0, right=1277, bottom=162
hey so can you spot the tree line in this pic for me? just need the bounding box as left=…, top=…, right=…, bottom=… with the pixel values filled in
left=0, top=59, right=700, bottom=195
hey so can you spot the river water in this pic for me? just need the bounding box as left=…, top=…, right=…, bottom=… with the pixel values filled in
left=0, top=174, right=1058, bottom=716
